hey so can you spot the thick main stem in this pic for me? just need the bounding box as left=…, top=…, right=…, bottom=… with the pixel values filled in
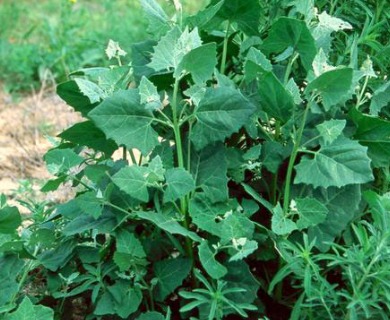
left=283, top=102, right=311, bottom=214
left=220, top=21, right=231, bottom=75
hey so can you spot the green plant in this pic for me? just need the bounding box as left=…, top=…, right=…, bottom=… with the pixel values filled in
left=1, top=0, right=390, bottom=319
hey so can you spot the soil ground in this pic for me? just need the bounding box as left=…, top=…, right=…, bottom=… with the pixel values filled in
left=0, top=85, right=80, bottom=207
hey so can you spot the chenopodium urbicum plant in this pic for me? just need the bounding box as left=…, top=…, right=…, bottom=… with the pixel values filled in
left=11, top=0, right=389, bottom=319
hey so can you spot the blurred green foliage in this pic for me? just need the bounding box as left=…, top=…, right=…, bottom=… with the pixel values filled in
left=0, top=0, right=206, bottom=93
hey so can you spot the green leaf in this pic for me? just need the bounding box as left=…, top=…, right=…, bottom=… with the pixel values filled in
left=305, top=68, right=353, bottom=111
left=140, top=0, right=170, bottom=37
left=370, top=82, right=390, bottom=115
left=271, top=204, right=297, bottom=236
left=351, top=108, right=390, bottom=168
left=190, top=87, right=256, bottom=150
left=294, top=198, right=328, bottom=229
left=59, top=121, right=117, bottom=156
left=114, top=229, right=146, bottom=271
left=89, top=89, right=159, bottom=154
left=164, top=168, right=196, bottom=203
left=0, top=255, right=23, bottom=308
left=74, top=191, right=103, bottom=219
left=44, top=149, right=84, bottom=175
left=175, top=43, right=217, bottom=84
left=56, top=80, right=98, bottom=116
left=131, top=40, right=157, bottom=82
left=186, top=0, right=225, bottom=29
left=316, top=119, right=346, bottom=145
left=139, top=76, right=161, bottom=111
left=112, top=166, right=150, bottom=202
left=262, top=17, right=317, bottom=70
left=304, top=185, right=361, bottom=251
left=244, top=47, right=272, bottom=81
left=148, top=156, right=166, bottom=183
left=257, top=72, right=295, bottom=123
left=136, top=211, right=202, bottom=242
left=148, top=26, right=202, bottom=72
left=189, top=194, right=231, bottom=237
left=154, top=258, right=192, bottom=301
left=221, top=214, right=254, bottom=245
left=198, top=240, right=227, bottom=279
left=191, top=144, right=228, bottom=203
left=0, top=206, right=21, bottom=234
left=294, top=136, right=374, bottom=188
left=38, top=240, right=75, bottom=272
left=105, top=39, right=127, bottom=60
left=4, top=297, right=54, bottom=320
left=184, top=84, right=207, bottom=106
left=212, top=0, right=262, bottom=35
left=229, top=239, right=258, bottom=262
left=223, top=261, right=260, bottom=304
left=261, top=141, right=291, bottom=174
left=137, top=312, right=165, bottom=320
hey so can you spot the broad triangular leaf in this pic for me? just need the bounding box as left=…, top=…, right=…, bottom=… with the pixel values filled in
left=175, top=43, right=217, bottom=84
left=114, top=229, right=146, bottom=271
left=140, top=0, right=171, bottom=37
left=198, top=240, right=227, bottom=279
left=164, top=168, right=196, bottom=203
left=189, top=194, right=231, bottom=237
left=305, top=68, right=353, bottom=111
left=190, top=87, right=256, bottom=150
left=44, top=149, right=84, bottom=175
left=258, top=71, right=295, bottom=123
left=139, top=76, right=161, bottom=111
left=186, top=0, right=225, bottom=29
left=351, top=108, right=390, bottom=168
left=370, top=82, right=390, bottom=115
left=262, top=17, right=317, bottom=70
left=191, top=144, right=228, bottom=203
left=221, top=214, right=254, bottom=245
left=294, top=136, right=374, bottom=188
left=316, top=119, right=346, bottom=145
left=229, top=239, right=258, bottom=262
left=0, top=206, right=21, bottom=234
left=4, top=297, right=54, bottom=320
left=295, top=198, right=328, bottom=229
left=59, top=121, right=117, bottom=156
left=112, top=166, right=150, bottom=202
left=74, top=191, right=104, bottom=219
left=89, top=89, right=159, bottom=154
left=271, top=204, right=297, bottom=236
left=154, top=258, right=192, bottom=301
left=148, top=26, right=202, bottom=72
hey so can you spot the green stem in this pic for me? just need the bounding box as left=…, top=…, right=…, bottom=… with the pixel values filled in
left=129, top=149, right=137, bottom=165
left=283, top=102, right=311, bottom=215
left=284, top=52, right=299, bottom=85
left=356, top=75, right=369, bottom=109
left=220, top=21, right=231, bottom=74
left=329, top=0, right=339, bottom=15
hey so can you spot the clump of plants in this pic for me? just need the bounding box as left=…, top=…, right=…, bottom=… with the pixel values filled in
left=1, top=0, right=390, bottom=319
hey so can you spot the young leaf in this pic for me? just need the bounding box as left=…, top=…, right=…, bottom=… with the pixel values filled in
left=175, top=43, right=217, bottom=84
left=305, top=68, right=353, bottom=111
left=89, top=89, right=159, bottom=154
left=261, top=17, right=317, bottom=70
left=154, top=258, right=192, bottom=301
left=148, top=26, right=202, bottom=73
left=136, top=211, right=202, bottom=242
left=114, top=229, right=146, bottom=271
left=4, top=297, right=54, bottom=320
left=198, top=240, right=227, bottom=279
left=105, top=39, right=127, bottom=60
left=271, top=204, right=298, bottom=236
left=164, top=168, right=196, bottom=203
left=190, top=87, right=256, bottom=150
left=186, top=0, right=225, bottom=29
left=140, top=0, right=171, bottom=37
left=295, top=198, right=328, bottom=229
left=139, top=76, right=161, bottom=111
left=294, top=136, right=374, bottom=188
left=112, top=166, right=150, bottom=202
left=229, top=239, right=258, bottom=262
left=370, top=82, right=390, bottom=115
left=316, top=119, right=346, bottom=145
left=0, top=206, right=21, bottom=234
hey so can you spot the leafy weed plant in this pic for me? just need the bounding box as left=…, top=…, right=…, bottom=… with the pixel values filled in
left=1, top=0, right=390, bottom=319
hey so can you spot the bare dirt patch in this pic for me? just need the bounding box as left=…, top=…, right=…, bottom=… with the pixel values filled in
left=0, top=86, right=80, bottom=203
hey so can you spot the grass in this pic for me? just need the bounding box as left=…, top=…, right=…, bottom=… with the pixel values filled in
left=0, top=0, right=207, bottom=94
